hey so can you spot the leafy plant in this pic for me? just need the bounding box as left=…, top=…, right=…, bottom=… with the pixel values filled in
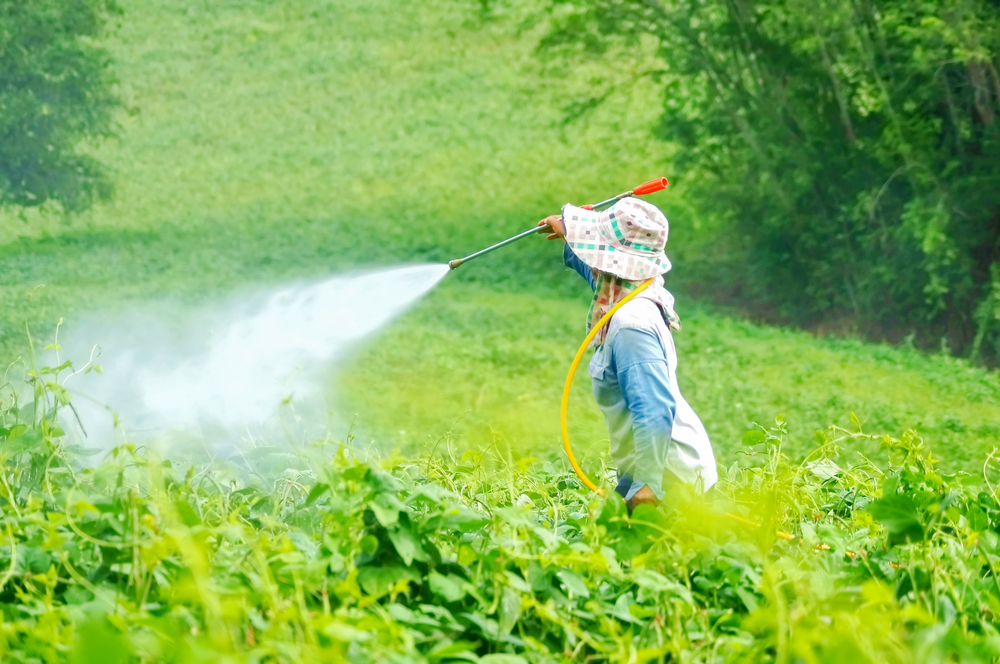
left=0, top=0, right=121, bottom=210
left=2, top=360, right=1000, bottom=662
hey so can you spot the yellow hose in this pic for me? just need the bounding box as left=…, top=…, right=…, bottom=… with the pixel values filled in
left=559, top=292, right=803, bottom=543
left=561, top=278, right=653, bottom=496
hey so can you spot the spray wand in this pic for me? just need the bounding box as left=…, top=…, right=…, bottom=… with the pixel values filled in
left=447, top=177, right=669, bottom=270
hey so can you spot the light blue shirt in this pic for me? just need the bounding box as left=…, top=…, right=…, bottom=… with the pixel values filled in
left=563, top=245, right=678, bottom=500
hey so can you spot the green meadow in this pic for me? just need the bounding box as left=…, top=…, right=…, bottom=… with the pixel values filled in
left=2, top=0, right=999, bottom=472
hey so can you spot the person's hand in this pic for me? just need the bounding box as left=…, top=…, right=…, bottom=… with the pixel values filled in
left=537, top=214, right=565, bottom=241
left=626, top=485, right=659, bottom=512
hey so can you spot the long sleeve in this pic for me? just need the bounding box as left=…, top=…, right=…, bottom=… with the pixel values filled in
left=563, top=243, right=597, bottom=292
left=611, top=327, right=677, bottom=500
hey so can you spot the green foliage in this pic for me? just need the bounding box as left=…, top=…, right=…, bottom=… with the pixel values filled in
left=0, top=0, right=120, bottom=210
left=507, top=0, right=1000, bottom=362
left=4, top=359, right=1000, bottom=662
left=2, top=4, right=1000, bottom=658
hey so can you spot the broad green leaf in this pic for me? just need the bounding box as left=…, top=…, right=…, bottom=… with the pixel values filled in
left=461, top=611, right=499, bottom=639
left=63, top=585, right=94, bottom=606
left=420, top=604, right=462, bottom=627
left=304, top=483, right=329, bottom=506
left=426, top=639, right=479, bottom=662
left=359, top=534, right=379, bottom=555
left=556, top=570, right=590, bottom=599
left=632, top=569, right=693, bottom=603
left=612, top=593, right=643, bottom=624
left=628, top=604, right=658, bottom=619
left=868, top=494, right=925, bottom=543
left=368, top=468, right=404, bottom=492
left=436, top=505, right=489, bottom=532
left=388, top=525, right=428, bottom=565
left=387, top=602, right=441, bottom=627
left=409, top=483, right=454, bottom=503
left=287, top=531, right=318, bottom=558
left=457, top=543, right=477, bottom=566
left=324, top=621, right=372, bottom=643
left=805, top=458, right=841, bottom=481
left=614, top=529, right=644, bottom=560
left=358, top=565, right=417, bottom=597
left=629, top=503, right=669, bottom=549
left=370, top=498, right=400, bottom=527
left=967, top=504, right=990, bottom=532
left=429, top=571, right=467, bottom=603
left=734, top=586, right=760, bottom=613
left=497, top=586, right=521, bottom=636
left=341, top=464, right=370, bottom=483
left=502, top=570, right=531, bottom=593
left=45, top=381, right=71, bottom=406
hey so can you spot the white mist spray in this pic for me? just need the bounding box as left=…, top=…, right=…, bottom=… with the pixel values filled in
left=63, top=264, right=450, bottom=453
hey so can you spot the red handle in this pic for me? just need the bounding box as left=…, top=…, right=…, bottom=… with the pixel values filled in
left=633, top=177, right=669, bottom=196
left=581, top=205, right=594, bottom=211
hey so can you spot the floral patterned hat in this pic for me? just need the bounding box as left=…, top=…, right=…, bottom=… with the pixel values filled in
left=561, top=197, right=672, bottom=281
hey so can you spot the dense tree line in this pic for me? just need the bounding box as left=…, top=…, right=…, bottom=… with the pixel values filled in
left=0, top=0, right=120, bottom=211
left=519, top=0, right=1000, bottom=362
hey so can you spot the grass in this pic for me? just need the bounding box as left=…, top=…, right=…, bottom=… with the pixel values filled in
left=340, top=281, right=1000, bottom=471
left=1, top=0, right=999, bottom=476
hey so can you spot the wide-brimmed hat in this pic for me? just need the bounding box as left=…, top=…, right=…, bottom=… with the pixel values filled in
left=561, top=197, right=672, bottom=281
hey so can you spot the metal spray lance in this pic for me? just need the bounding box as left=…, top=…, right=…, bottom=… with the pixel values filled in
left=447, top=177, right=669, bottom=270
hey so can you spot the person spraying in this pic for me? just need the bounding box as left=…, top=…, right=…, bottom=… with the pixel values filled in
left=537, top=199, right=717, bottom=510
left=448, top=179, right=716, bottom=510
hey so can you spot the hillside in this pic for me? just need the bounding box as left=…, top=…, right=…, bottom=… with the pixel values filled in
left=0, top=0, right=998, bottom=469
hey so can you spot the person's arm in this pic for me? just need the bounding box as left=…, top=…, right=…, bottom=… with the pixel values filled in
left=563, top=244, right=597, bottom=291
left=612, top=327, right=677, bottom=501
left=538, top=213, right=596, bottom=291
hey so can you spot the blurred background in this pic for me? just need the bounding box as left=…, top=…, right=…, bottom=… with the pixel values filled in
left=1, top=0, right=999, bottom=468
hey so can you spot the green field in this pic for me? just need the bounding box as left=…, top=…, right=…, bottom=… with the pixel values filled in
left=2, top=0, right=997, bottom=471
left=0, top=0, right=996, bottom=454
left=4, top=1, right=1000, bottom=661
left=341, top=286, right=1000, bottom=471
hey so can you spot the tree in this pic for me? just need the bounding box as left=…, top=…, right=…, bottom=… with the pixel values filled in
left=0, top=0, right=121, bottom=211
left=503, top=0, right=1000, bottom=363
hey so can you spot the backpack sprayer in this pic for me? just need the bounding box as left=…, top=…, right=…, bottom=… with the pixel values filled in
left=447, top=177, right=669, bottom=270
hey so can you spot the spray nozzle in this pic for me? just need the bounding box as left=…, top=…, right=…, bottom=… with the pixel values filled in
left=448, top=176, right=668, bottom=270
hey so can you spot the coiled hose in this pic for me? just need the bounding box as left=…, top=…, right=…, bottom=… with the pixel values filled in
left=560, top=278, right=653, bottom=496
left=559, top=291, right=798, bottom=542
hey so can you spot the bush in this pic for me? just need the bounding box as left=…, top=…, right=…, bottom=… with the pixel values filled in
left=504, top=0, right=1000, bottom=363
left=0, top=0, right=121, bottom=211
